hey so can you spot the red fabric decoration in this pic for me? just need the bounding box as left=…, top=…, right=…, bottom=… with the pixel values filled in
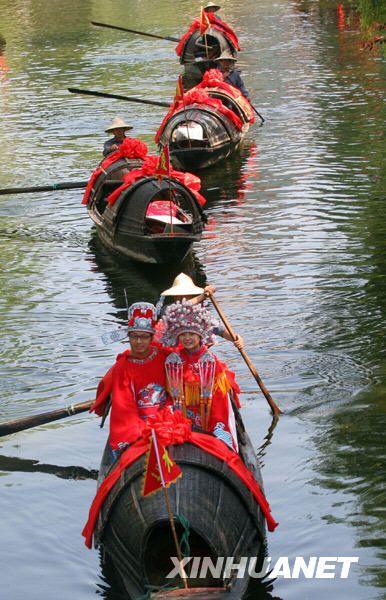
left=176, top=13, right=240, bottom=57
left=105, top=155, right=206, bottom=208
left=198, top=69, right=255, bottom=123
left=154, top=86, right=244, bottom=144
left=81, top=137, right=148, bottom=205
left=82, top=409, right=278, bottom=548
left=154, top=71, right=255, bottom=144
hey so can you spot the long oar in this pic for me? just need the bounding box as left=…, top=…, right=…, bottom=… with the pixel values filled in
left=251, top=104, right=265, bottom=126
left=68, top=87, right=169, bottom=108
left=91, top=21, right=180, bottom=43
left=0, top=180, right=89, bottom=196
left=0, top=400, right=93, bottom=437
left=207, top=292, right=282, bottom=417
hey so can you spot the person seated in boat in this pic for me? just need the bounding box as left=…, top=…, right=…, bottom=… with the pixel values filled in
left=204, top=2, right=222, bottom=20
left=161, top=300, right=240, bottom=452
left=90, top=302, right=171, bottom=459
left=183, top=37, right=219, bottom=90
left=155, top=273, right=244, bottom=350
left=103, top=116, right=134, bottom=157
left=215, top=51, right=250, bottom=99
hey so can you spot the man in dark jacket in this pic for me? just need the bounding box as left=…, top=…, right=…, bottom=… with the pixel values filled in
left=215, top=51, right=249, bottom=98
left=103, top=116, right=133, bottom=157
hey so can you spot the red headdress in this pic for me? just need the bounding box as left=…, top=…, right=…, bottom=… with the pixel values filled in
left=127, top=302, right=157, bottom=333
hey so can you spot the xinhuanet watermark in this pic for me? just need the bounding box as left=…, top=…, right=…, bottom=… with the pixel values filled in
left=166, top=556, right=359, bottom=579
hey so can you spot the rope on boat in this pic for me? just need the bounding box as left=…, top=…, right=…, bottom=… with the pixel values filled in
left=176, top=513, right=191, bottom=558
left=137, top=515, right=190, bottom=598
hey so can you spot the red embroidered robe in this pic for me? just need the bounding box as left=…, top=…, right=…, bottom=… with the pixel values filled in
left=90, top=345, right=171, bottom=450
left=172, top=345, right=241, bottom=452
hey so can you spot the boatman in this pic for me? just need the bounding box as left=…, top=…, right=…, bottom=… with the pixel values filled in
left=90, top=302, right=171, bottom=459
left=154, top=273, right=244, bottom=350
left=215, top=51, right=250, bottom=99
left=204, top=2, right=223, bottom=20
left=103, top=116, right=134, bottom=157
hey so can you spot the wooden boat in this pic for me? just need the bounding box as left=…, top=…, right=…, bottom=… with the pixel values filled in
left=93, top=407, right=273, bottom=600
left=83, top=157, right=206, bottom=264
left=156, top=85, right=255, bottom=172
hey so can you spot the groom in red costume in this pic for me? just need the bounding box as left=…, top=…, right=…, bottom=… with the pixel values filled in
left=90, top=302, right=171, bottom=456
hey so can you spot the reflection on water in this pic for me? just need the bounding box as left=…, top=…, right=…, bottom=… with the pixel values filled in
left=0, top=0, right=385, bottom=599
left=87, top=231, right=208, bottom=322
left=0, top=454, right=98, bottom=480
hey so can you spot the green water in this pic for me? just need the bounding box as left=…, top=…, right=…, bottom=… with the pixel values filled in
left=0, top=1, right=385, bottom=598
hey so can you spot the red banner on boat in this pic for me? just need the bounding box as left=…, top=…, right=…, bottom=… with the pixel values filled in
left=200, top=7, right=211, bottom=34
left=142, top=429, right=182, bottom=497
left=154, top=145, right=171, bottom=179
left=174, top=75, right=185, bottom=105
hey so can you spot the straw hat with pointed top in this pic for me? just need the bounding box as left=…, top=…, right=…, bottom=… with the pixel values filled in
left=204, top=2, right=221, bottom=11
left=105, top=117, right=133, bottom=133
left=161, top=273, right=204, bottom=297
left=215, top=50, right=237, bottom=62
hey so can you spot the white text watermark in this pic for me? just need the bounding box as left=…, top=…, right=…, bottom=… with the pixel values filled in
left=166, top=556, right=359, bottom=579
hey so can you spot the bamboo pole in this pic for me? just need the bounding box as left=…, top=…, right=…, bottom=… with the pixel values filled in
left=0, top=400, right=93, bottom=437
left=207, top=293, right=282, bottom=416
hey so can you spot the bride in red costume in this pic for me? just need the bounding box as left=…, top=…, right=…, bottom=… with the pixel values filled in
left=90, top=302, right=171, bottom=457
left=161, top=299, right=240, bottom=452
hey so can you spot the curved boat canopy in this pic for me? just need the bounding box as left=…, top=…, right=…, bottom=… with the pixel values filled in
left=158, top=107, right=237, bottom=150
left=179, top=28, right=236, bottom=64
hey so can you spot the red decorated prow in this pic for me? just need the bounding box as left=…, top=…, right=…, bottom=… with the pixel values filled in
left=105, top=155, right=206, bottom=208
left=82, top=409, right=278, bottom=549
left=155, top=70, right=254, bottom=145
left=176, top=12, right=240, bottom=57
left=82, top=137, right=148, bottom=205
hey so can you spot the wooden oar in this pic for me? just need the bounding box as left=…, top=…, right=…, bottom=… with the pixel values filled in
left=91, top=21, right=180, bottom=43
left=207, top=293, right=282, bottom=417
left=0, top=400, right=93, bottom=437
left=68, top=87, right=170, bottom=108
left=0, top=180, right=89, bottom=196
left=251, top=104, right=265, bottom=125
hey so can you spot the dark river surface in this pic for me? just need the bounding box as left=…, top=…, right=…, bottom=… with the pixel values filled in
left=0, top=1, right=385, bottom=599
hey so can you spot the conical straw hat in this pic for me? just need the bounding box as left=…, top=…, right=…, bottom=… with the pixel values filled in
left=204, top=2, right=221, bottom=11
left=105, top=116, right=133, bottom=133
left=161, top=273, right=204, bottom=296
left=215, top=50, right=237, bottom=61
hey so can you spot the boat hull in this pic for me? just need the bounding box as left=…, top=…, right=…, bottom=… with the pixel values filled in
left=157, top=105, right=249, bottom=172
left=86, top=164, right=205, bottom=263
left=95, top=426, right=267, bottom=599
left=170, top=140, right=242, bottom=172
left=92, top=224, right=200, bottom=264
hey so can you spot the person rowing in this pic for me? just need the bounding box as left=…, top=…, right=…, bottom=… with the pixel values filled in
left=103, top=116, right=135, bottom=157
left=155, top=273, right=244, bottom=350
left=215, top=50, right=250, bottom=99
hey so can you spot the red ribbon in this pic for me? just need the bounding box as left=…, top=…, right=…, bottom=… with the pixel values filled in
left=105, top=155, right=206, bottom=208
left=82, top=138, right=148, bottom=205
left=155, top=70, right=254, bottom=144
